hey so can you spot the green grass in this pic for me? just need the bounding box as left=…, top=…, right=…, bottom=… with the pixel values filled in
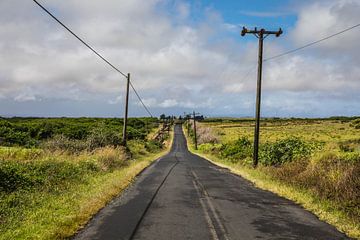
left=183, top=120, right=360, bottom=239
left=0, top=124, right=173, bottom=239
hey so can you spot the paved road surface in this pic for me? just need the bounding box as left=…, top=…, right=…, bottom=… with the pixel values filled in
left=74, top=125, right=349, bottom=240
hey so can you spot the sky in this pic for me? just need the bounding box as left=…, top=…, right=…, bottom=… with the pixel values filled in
left=0, top=0, right=359, bottom=118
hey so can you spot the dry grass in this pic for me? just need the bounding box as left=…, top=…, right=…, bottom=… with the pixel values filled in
left=267, top=153, right=360, bottom=214
left=94, top=147, right=129, bottom=171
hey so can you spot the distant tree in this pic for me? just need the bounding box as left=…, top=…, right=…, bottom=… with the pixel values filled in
left=195, top=115, right=204, bottom=121
left=160, top=114, right=166, bottom=120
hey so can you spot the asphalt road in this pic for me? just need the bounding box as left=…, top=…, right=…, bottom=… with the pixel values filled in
left=74, top=124, right=349, bottom=240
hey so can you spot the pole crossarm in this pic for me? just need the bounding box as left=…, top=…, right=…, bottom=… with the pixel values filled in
left=241, top=27, right=283, bottom=38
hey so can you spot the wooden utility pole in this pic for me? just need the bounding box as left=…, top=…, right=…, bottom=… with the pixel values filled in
left=122, top=73, right=130, bottom=146
left=167, top=118, right=170, bottom=134
left=193, top=111, right=198, bottom=150
left=187, top=119, right=190, bottom=137
left=241, top=27, right=282, bottom=167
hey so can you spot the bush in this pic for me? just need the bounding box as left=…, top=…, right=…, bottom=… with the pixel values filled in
left=0, top=127, right=37, bottom=147
left=0, top=117, right=159, bottom=148
left=0, top=159, right=98, bottom=193
left=198, top=143, right=222, bottom=154
left=339, top=139, right=360, bottom=153
left=259, top=137, right=313, bottom=166
left=220, top=137, right=252, bottom=163
left=0, top=162, right=41, bottom=192
left=42, top=135, right=88, bottom=153
left=86, top=128, right=122, bottom=151
left=145, top=140, right=163, bottom=153
left=350, top=118, right=360, bottom=129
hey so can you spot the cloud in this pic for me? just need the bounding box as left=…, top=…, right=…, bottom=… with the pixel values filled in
left=0, top=0, right=359, bottom=117
left=239, top=10, right=292, bottom=18
left=108, top=95, right=123, bottom=105
left=158, top=99, right=177, bottom=108
left=261, top=0, right=360, bottom=95
left=290, top=0, right=360, bottom=52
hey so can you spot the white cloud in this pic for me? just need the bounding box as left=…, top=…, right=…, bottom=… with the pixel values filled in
left=239, top=10, right=292, bottom=18
left=14, top=92, right=36, bottom=102
left=0, top=0, right=359, bottom=117
left=262, top=0, right=360, bottom=95
left=159, top=99, right=178, bottom=108
left=108, top=95, right=123, bottom=105
left=290, top=0, right=360, bottom=53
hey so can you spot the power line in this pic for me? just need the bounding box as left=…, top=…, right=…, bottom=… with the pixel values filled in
left=33, top=0, right=154, bottom=117
left=33, top=0, right=127, bottom=78
left=237, top=64, right=257, bottom=84
left=129, top=82, right=153, bottom=117
left=264, top=23, right=360, bottom=62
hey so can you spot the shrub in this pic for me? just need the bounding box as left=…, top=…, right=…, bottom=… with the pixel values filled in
left=350, top=118, right=360, bottom=129
left=127, top=126, right=147, bottom=140
left=0, top=162, right=41, bottom=192
left=220, top=137, right=252, bottom=163
left=0, top=117, right=159, bottom=148
left=198, top=143, right=222, bottom=154
left=339, top=139, right=360, bottom=153
left=42, top=135, right=88, bottom=153
left=0, top=127, right=37, bottom=147
left=145, top=140, right=163, bottom=153
left=259, top=137, right=313, bottom=166
left=86, top=128, right=122, bottom=151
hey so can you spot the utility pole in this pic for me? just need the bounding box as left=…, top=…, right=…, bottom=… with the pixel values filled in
left=167, top=117, right=170, bottom=135
left=241, top=27, right=282, bottom=167
left=193, top=111, right=198, bottom=150
left=122, top=73, right=130, bottom=146
left=187, top=119, right=190, bottom=137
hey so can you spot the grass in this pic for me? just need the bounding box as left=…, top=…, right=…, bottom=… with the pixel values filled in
left=208, top=119, right=359, bottom=144
left=183, top=120, right=360, bottom=239
left=0, top=128, right=173, bottom=240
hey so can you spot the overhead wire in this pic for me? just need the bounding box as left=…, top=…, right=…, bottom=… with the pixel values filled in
left=33, top=0, right=154, bottom=117
left=34, top=0, right=359, bottom=117
left=33, top=0, right=127, bottom=78
left=264, top=23, right=360, bottom=62
left=129, top=82, right=153, bottom=117
left=226, top=23, right=360, bottom=103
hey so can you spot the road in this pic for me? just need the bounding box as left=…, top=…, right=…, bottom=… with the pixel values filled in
left=74, top=124, right=349, bottom=240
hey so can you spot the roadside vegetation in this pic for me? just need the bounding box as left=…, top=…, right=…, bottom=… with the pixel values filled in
left=185, top=117, right=360, bottom=239
left=0, top=117, right=172, bottom=240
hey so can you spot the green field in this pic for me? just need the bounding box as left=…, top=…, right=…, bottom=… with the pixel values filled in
left=187, top=117, right=360, bottom=239
left=207, top=118, right=359, bottom=143
left=0, top=117, right=171, bottom=239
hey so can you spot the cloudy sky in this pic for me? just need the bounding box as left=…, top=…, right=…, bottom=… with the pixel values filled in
left=0, top=0, right=359, bottom=117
